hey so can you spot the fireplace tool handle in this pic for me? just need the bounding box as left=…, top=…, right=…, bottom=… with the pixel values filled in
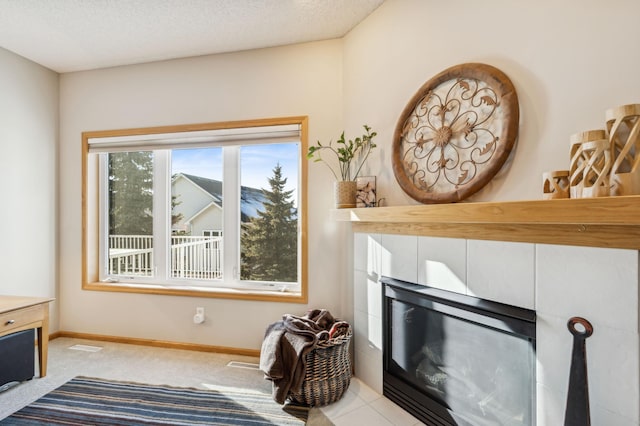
left=564, top=316, right=594, bottom=426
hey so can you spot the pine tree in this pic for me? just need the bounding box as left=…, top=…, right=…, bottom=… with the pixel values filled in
left=171, top=195, right=184, bottom=227
left=241, top=164, right=298, bottom=282
left=108, top=151, right=154, bottom=236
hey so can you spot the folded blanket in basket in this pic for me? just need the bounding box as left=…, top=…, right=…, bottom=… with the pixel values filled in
left=259, top=309, right=346, bottom=404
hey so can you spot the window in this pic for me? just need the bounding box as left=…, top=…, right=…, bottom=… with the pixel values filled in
left=82, top=117, right=308, bottom=303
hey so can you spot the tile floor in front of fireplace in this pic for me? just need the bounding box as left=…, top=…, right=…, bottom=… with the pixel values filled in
left=320, top=378, right=422, bottom=425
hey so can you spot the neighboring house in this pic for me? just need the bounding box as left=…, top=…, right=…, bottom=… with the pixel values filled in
left=171, top=173, right=266, bottom=236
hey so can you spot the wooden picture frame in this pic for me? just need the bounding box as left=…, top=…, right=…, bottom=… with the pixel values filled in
left=356, top=176, right=376, bottom=208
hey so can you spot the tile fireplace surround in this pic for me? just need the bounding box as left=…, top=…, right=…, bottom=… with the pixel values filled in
left=352, top=233, right=639, bottom=425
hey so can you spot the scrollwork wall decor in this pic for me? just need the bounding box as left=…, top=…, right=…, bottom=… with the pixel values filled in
left=392, top=63, right=519, bottom=203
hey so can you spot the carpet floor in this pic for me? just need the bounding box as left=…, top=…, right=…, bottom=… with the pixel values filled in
left=2, top=376, right=309, bottom=425
left=0, top=337, right=332, bottom=425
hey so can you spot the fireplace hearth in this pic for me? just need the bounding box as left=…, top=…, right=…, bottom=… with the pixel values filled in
left=381, top=276, right=537, bottom=426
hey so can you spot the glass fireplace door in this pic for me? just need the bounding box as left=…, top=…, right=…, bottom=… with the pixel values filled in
left=382, top=277, right=536, bottom=426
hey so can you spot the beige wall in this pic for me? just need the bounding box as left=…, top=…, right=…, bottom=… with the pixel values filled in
left=59, top=40, right=348, bottom=350
left=343, top=0, right=640, bottom=204
left=0, top=48, right=59, bottom=328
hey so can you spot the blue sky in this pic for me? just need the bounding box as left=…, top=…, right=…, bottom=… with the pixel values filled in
left=171, top=143, right=299, bottom=196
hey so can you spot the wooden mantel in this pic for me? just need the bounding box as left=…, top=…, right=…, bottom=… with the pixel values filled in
left=332, top=195, right=640, bottom=249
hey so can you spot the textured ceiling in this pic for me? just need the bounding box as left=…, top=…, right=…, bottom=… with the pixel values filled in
left=0, top=0, right=384, bottom=73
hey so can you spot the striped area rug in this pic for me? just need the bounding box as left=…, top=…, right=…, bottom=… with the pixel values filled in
left=2, top=376, right=309, bottom=425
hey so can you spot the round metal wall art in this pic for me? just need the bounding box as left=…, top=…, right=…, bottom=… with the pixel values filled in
left=392, top=63, right=519, bottom=203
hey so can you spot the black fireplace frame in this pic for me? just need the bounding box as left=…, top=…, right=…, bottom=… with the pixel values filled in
left=381, top=276, right=537, bottom=425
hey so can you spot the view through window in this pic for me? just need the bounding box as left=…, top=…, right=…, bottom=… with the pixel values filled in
left=83, top=117, right=307, bottom=300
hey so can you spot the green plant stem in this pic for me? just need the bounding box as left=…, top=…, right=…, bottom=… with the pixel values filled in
left=352, top=142, right=373, bottom=180
left=316, top=149, right=341, bottom=181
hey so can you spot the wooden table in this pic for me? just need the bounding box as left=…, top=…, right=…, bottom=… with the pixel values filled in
left=0, top=296, right=54, bottom=377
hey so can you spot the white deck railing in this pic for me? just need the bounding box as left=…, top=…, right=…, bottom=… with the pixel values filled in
left=108, top=235, right=222, bottom=279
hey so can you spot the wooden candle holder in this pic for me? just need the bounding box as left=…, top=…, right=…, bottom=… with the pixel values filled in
left=543, top=170, right=570, bottom=199
left=581, top=139, right=612, bottom=198
left=569, top=130, right=606, bottom=198
left=606, top=104, right=640, bottom=196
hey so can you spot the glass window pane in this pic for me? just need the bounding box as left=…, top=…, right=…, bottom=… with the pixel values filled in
left=107, top=151, right=154, bottom=277
left=170, top=147, right=223, bottom=280
left=240, top=143, right=299, bottom=283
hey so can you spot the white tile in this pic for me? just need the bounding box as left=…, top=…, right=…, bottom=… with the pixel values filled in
left=367, top=311, right=383, bottom=349
left=467, top=240, right=535, bottom=309
left=536, top=382, right=565, bottom=426
left=588, top=325, right=639, bottom=422
left=370, top=397, right=422, bottom=426
left=591, top=404, right=640, bottom=426
left=367, top=276, right=384, bottom=319
left=354, top=269, right=368, bottom=314
left=354, top=348, right=383, bottom=394
left=536, top=244, right=639, bottom=333
left=331, top=404, right=393, bottom=426
left=380, top=234, right=418, bottom=283
left=347, top=377, right=381, bottom=404
left=536, top=314, right=572, bottom=394
left=367, top=315, right=383, bottom=350
left=353, top=309, right=383, bottom=351
left=320, top=387, right=367, bottom=420
left=354, top=232, right=368, bottom=273
left=417, top=236, right=467, bottom=294
left=353, top=337, right=382, bottom=365
left=354, top=272, right=383, bottom=318
left=353, top=309, right=368, bottom=349
left=355, top=232, right=382, bottom=277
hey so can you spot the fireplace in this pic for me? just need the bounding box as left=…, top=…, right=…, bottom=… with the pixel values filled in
left=381, top=276, right=537, bottom=426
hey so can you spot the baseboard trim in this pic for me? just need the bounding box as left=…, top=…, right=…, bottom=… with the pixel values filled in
left=52, top=331, right=261, bottom=357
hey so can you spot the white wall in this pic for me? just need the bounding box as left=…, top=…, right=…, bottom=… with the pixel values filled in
left=58, top=40, right=348, bottom=350
left=343, top=0, right=640, bottom=205
left=0, top=48, right=59, bottom=328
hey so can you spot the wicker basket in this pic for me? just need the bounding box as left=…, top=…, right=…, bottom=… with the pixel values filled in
left=289, top=329, right=353, bottom=407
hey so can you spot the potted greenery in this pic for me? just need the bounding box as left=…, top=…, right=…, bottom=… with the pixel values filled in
left=307, top=125, right=377, bottom=208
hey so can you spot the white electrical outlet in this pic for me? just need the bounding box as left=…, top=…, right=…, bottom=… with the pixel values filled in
left=193, top=307, right=205, bottom=324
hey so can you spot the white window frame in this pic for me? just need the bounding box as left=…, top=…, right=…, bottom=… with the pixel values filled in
left=82, top=117, right=308, bottom=303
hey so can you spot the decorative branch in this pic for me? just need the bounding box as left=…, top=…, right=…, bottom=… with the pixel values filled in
left=307, top=125, right=378, bottom=181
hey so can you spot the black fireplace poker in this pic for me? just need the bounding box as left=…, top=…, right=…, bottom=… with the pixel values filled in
left=564, top=316, right=594, bottom=426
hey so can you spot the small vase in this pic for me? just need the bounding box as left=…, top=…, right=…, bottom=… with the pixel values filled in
left=334, top=181, right=357, bottom=209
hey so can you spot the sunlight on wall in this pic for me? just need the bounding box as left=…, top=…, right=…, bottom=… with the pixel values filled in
left=367, top=235, right=383, bottom=275
left=423, top=259, right=466, bottom=294
left=366, top=276, right=383, bottom=349
left=367, top=235, right=385, bottom=349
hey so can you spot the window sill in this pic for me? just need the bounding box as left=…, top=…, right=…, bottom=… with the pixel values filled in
left=83, top=281, right=307, bottom=303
